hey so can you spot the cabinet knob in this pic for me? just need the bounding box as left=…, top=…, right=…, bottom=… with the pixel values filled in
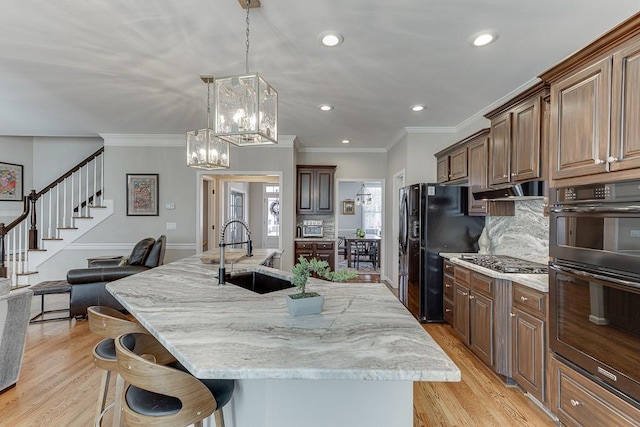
left=511, top=173, right=516, bottom=177
left=607, top=156, right=619, bottom=163
left=445, top=309, right=452, bottom=313
left=510, top=313, right=516, bottom=317
left=445, top=284, right=451, bottom=288
left=503, top=174, right=508, bottom=178
left=462, top=292, right=468, bottom=296
left=469, top=295, right=475, bottom=300
left=594, top=158, right=605, bottom=165
left=520, top=296, right=529, bottom=302
left=570, top=399, right=581, bottom=407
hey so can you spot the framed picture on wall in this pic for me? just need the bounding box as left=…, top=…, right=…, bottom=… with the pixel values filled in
left=342, top=199, right=355, bottom=215
left=0, top=162, right=23, bottom=201
left=126, top=173, right=159, bottom=216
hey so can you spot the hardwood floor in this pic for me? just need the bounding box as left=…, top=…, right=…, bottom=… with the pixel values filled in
left=0, top=299, right=556, bottom=426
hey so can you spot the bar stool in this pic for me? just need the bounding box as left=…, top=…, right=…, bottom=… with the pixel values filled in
left=87, top=306, right=147, bottom=427
left=115, top=332, right=235, bottom=427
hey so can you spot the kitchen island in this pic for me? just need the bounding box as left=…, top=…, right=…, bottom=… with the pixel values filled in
left=107, top=249, right=460, bottom=427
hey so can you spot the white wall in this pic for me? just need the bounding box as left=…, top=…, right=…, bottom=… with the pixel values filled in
left=32, top=137, right=103, bottom=189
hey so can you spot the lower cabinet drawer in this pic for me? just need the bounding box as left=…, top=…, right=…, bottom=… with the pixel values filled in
left=551, top=356, right=640, bottom=426
left=444, top=275, right=454, bottom=299
left=443, top=298, right=453, bottom=324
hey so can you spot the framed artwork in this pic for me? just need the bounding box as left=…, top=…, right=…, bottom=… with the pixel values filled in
left=342, top=200, right=355, bottom=215
left=0, top=162, right=23, bottom=201
left=126, top=174, right=159, bottom=216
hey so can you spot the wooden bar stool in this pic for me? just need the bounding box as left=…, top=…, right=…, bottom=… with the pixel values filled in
left=87, top=306, right=146, bottom=427
left=115, top=332, right=235, bottom=427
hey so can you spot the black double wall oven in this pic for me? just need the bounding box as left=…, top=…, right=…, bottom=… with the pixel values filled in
left=549, top=180, right=640, bottom=407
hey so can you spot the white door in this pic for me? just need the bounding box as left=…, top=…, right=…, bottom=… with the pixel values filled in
left=264, top=184, right=279, bottom=248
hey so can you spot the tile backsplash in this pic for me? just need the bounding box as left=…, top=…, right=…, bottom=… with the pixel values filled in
left=483, top=199, right=549, bottom=265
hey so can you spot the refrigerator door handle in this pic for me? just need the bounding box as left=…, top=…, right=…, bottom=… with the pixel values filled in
left=399, top=192, right=409, bottom=255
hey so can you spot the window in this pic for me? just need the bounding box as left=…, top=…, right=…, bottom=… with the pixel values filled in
left=363, top=185, right=382, bottom=234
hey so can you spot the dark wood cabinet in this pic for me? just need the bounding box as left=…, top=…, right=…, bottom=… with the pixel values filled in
left=541, top=15, right=640, bottom=187
left=453, top=265, right=495, bottom=368
left=488, top=112, right=511, bottom=185
left=294, top=240, right=335, bottom=271
left=435, top=144, right=468, bottom=183
left=549, top=355, right=640, bottom=426
left=443, top=260, right=455, bottom=325
left=485, top=82, right=548, bottom=187
left=511, top=283, right=547, bottom=404
left=296, top=165, right=336, bottom=214
left=467, top=129, right=490, bottom=215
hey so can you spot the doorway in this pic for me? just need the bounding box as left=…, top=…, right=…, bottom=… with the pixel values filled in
left=197, top=172, right=281, bottom=253
left=336, top=179, right=384, bottom=275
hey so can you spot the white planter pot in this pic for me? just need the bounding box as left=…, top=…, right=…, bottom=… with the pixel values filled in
left=286, top=294, right=324, bottom=317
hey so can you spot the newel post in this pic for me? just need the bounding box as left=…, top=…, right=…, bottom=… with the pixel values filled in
left=0, top=223, right=6, bottom=278
left=28, top=190, right=39, bottom=250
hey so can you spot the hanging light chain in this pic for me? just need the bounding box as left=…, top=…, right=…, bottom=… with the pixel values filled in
left=245, top=0, right=251, bottom=74
left=206, top=80, right=211, bottom=129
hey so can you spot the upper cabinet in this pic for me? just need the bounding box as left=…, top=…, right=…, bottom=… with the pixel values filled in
left=435, top=144, right=468, bottom=183
left=540, top=14, right=640, bottom=187
left=467, top=129, right=491, bottom=215
left=296, top=165, right=336, bottom=215
left=484, top=82, right=549, bottom=187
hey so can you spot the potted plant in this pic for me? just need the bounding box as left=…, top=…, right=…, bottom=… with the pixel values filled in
left=355, top=228, right=366, bottom=238
left=287, top=256, right=358, bottom=317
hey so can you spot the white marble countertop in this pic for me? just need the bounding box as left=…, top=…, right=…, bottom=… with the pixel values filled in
left=440, top=253, right=549, bottom=292
left=107, top=251, right=459, bottom=382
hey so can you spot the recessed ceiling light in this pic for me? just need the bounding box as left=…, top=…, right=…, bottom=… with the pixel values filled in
left=411, top=105, right=425, bottom=112
left=319, top=31, right=344, bottom=47
left=319, top=104, right=334, bottom=111
left=471, top=32, right=497, bottom=47
left=341, top=139, right=350, bottom=144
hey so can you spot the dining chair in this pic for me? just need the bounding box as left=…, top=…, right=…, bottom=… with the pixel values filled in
left=115, top=332, right=235, bottom=427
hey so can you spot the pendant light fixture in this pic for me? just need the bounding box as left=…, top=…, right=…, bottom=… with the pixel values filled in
left=214, top=0, right=278, bottom=146
left=355, top=183, right=372, bottom=206
left=186, top=76, right=230, bottom=169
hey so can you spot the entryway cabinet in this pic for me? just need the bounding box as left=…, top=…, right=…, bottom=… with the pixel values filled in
left=296, top=165, right=336, bottom=215
left=294, top=240, right=335, bottom=271
left=540, top=16, right=640, bottom=187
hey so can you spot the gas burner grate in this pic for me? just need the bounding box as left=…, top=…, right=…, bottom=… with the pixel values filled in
left=460, top=254, right=548, bottom=274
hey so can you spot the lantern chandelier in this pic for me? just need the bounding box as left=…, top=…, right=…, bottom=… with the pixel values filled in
left=186, top=76, right=230, bottom=170
left=214, top=0, right=278, bottom=146
left=355, top=183, right=372, bottom=206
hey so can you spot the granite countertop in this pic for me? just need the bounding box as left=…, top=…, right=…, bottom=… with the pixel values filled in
left=107, top=251, right=459, bottom=382
left=440, top=253, right=549, bottom=292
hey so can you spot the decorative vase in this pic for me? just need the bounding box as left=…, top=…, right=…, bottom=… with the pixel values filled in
left=286, top=294, right=324, bottom=317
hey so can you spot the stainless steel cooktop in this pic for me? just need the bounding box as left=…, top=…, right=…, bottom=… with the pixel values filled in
left=459, top=254, right=548, bottom=274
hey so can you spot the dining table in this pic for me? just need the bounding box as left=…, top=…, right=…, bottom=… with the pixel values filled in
left=344, top=234, right=381, bottom=268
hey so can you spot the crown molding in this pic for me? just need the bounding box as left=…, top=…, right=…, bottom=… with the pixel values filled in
left=101, top=133, right=296, bottom=148
left=298, top=147, right=386, bottom=154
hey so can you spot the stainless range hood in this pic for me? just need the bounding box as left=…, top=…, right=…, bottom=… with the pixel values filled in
left=472, top=181, right=545, bottom=201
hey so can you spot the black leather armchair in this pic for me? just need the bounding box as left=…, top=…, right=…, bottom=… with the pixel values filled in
left=67, top=236, right=166, bottom=319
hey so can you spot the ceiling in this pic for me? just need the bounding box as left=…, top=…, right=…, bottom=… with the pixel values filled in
left=1, top=1, right=638, bottom=150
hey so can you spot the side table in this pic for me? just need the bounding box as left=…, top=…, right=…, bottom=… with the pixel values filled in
left=29, top=280, right=72, bottom=323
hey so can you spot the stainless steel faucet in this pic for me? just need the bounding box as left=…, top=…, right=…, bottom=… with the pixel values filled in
left=218, top=218, right=253, bottom=284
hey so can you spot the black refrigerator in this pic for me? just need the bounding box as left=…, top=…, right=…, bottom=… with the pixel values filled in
left=398, top=184, right=484, bottom=322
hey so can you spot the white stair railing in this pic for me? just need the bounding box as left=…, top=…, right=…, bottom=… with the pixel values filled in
left=1, top=147, right=105, bottom=288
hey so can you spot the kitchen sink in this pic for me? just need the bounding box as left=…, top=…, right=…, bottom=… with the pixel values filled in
left=225, top=271, right=294, bottom=294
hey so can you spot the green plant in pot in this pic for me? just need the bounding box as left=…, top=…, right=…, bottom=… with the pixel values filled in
left=287, top=256, right=358, bottom=317
left=355, top=228, right=366, bottom=238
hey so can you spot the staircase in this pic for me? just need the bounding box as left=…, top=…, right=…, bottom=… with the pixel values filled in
left=1, top=148, right=113, bottom=287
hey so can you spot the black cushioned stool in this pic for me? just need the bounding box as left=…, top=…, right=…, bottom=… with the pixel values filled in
left=29, top=280, right=72, bottom=323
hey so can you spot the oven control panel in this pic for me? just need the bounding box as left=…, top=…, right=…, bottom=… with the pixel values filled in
left=552, top=180, right=640, bottom=204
